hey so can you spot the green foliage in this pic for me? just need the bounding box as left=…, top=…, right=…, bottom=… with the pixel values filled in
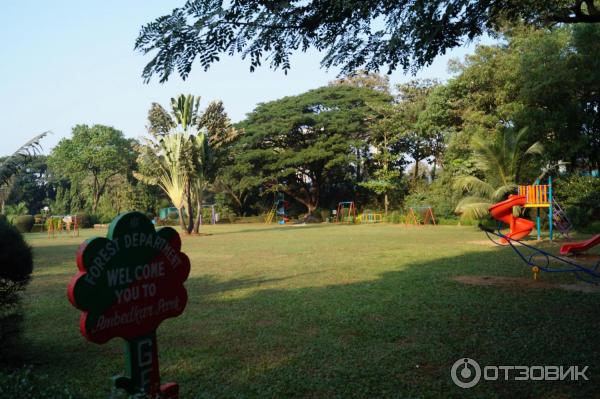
left=13, top=215, right=34, bottom=233
left=4, top=201, right=29, bottom=223
left=5, top=155, right=52, bottom=215
left=0, top=367, right=77, bottom=398
left=0, top=132, right=49, bottom=187
left=554, top=175, right=600, bottom=227
left=47, top=125, right=136, bottom=214
left=236, top=85, right=391, bottom=216
left=0, top=219, right=33, bottom=363
left=75, top=212, right=92, bottom=228
left=135, top=0, right=599, bottom=82
left=453, top=128, right=543, bottom=220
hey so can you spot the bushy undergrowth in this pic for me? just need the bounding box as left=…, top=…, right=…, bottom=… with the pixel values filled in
left=0, top=367, right=78, bottom=398
left=555, top=175, right=600, bottom=227
left=0, top=219, right=33, bottom=364
left=13, top=215, right=35, bottom=233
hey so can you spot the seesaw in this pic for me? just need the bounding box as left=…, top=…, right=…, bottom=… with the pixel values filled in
left=479, top=224, right=600, bottom=285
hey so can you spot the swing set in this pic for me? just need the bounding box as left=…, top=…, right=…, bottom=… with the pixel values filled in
left=404, top=206, right=436, bottom=227
left=333, top=201, right=357, bottom=223
left=47, top=215, right=79, bottom=238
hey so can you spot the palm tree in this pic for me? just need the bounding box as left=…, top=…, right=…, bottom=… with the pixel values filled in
left=0, top=132, right=49, bottom=187
left=454, top=128, right=543, bottom=219
left=135, top=133, right=188, bottom=231
left=136, top=94, right=213, bottom=234
left=0, top=132, right=49, bottom=214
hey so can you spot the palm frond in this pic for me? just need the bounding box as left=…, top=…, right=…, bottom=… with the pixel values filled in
left=491, top=184, right=518, bottom=202
left=524, top=141, right=543, bottom=156
left=453, top=175, right=495, bottom=199
left=0, top=131, right=50, bottom=186
left=454, top=196, right=492, bottom=220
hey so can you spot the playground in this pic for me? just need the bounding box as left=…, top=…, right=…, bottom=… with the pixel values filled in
left=18, top=223, right=600, bottom=397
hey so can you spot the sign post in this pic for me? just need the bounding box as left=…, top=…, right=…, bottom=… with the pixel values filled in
left=68, top=211, right=190, bottom=398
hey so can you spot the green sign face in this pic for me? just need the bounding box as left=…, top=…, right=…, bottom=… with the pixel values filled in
left=67, top=212, right=190, bottom=397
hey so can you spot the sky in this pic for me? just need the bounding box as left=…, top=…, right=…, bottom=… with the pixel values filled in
left=0, top=1, right=492, bottom=156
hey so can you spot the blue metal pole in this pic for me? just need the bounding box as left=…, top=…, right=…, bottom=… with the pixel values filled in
left=549, top=176, right=553, bottom=241
left=537, top=207, right=541, bottom=241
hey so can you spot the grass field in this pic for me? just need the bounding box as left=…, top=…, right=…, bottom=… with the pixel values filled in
left=12, top=224, right=600, bottom=397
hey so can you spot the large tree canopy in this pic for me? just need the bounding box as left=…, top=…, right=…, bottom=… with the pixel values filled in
left=135, top=0, right=600, bottom=82
left=48, top=125, right=136, bottom=214
left=235, top=85, right=391, bottom=215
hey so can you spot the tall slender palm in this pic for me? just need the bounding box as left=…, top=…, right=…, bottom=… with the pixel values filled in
left=135, top=132, right=188, bottom=231
left=454, top=128, right=543, bottom=219
left=137, top=94, right=213, bottom=234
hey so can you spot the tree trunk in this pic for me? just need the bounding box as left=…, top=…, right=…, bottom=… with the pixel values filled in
left=185, top=186, right=194, bottom=234
left=193, top=198, right=202, bottom=234
left=384, top=194, right=389, bottom=216
left=413, top=159, right=420, bottom=180
left=177, top=206, right=186, bottom=231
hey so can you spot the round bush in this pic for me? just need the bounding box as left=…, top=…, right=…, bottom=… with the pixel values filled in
left=13, top=215, right=34, bottom=233
left=0, top=219, right=33, bottom=360
left=75, top=213, right=91, bottom=228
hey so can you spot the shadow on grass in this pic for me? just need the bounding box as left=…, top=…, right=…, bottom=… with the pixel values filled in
left=206, top=223, right=335, bottom=237
left=19, top=247, right=600, bottom=398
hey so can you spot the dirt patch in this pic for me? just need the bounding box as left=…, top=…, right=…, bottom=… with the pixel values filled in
left=466, top=240, right=497, bottom=246
left=452, top=275, right=600, bottom=293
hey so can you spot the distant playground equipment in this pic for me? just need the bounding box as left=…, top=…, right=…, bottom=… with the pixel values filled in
left=480, top=224, right=600, bottom=285
left=159, top=207, right=179, bottom=221
left=47, top=215, right=79, bottom=238
left=489, top=177, right=572, bottom=243
left=265, top=194, right=290, bottom=224
left=404, top=206, right=436, bottom=227
left=356, top=210, right=383, bottom=223
left=333, top=201, right=357, bottom=223
left=199, top=204, right=217, bottom=225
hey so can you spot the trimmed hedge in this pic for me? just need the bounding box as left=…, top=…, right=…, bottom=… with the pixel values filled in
left=13, top=215, right=34, bottom=233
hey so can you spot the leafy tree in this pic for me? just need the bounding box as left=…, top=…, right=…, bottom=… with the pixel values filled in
left=147, top=102, right=175, bottom=137
left=330, top=70, right=391, bottom=93
left=135, top=0, right=600, bottom=82
left=47, top=125, right=136, bottom=214
left=6, top=155, right=53, bottom=215
left=454, top=128, right=543, bottom=219
left=236, top=85, right=391, bottom=215
left=391, top=80, right=444, bottom=181
left=361, top=103, right=403, bottom=215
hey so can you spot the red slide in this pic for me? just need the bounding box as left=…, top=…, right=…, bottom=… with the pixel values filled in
left=560, top=234, right=600, bottom=255
left=489, top=194, right=535, bottom=245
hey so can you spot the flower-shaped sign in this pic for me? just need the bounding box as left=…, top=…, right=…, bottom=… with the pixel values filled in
left=67, top=211, right=190, bottom=343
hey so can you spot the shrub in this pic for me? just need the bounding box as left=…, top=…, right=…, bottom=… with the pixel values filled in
left=318, top=208, right=331, bottom=222
left=554, top=175, right=600, bottom=228
left=0, top=367, right=77, bottom=398
left=75, top=213, right=92, bottom=228
left=384, top=211, right=402, bottom=224
left=0, top=219, right=33, bottom=364
left=13, top=215, right=34, bottom=233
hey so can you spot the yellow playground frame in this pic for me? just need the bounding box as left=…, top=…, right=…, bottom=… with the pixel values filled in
left=356, top=210, right=383, bottom=223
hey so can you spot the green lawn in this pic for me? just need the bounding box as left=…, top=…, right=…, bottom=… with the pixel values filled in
left=13, top=224, right=600, bottom=397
